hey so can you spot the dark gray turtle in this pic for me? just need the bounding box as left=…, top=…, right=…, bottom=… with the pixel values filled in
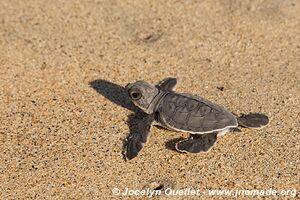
left=124, top=78, right=269, bottom=160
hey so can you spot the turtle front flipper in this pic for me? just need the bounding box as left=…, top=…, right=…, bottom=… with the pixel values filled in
left=237, top=113, right=269, bottom=129
left=125, top=114, right=154, bottom=160
left=156, top=77, right=177, bottom=91
left=175, top=133, right=218, bottom=153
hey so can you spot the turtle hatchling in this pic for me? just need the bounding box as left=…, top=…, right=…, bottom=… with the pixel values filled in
left=124, top=78, right=269, bottom=160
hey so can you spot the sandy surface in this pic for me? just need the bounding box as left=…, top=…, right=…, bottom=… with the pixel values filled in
left=0, top=0, right=299, bottom=199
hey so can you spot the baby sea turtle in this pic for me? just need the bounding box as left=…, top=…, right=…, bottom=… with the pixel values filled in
left=125, top=78, right=269, bottom=160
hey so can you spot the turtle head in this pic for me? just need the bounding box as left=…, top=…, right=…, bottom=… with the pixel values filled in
left=126, top=80, right=159, bottom=114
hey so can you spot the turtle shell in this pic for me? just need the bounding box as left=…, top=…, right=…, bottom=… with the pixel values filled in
left=155, top=92, right=238, bottom=133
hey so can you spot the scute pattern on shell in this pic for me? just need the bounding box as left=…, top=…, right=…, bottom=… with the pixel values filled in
left=157, top=93, right=238, bottom=133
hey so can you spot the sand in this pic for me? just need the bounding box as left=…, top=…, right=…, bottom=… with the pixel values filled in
left=0, top=0, right=299, bottom=199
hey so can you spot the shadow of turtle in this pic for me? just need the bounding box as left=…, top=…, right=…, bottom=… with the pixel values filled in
left=89, top=79, right=146, bottom=160
left=89, top=79, right=138, bottom=112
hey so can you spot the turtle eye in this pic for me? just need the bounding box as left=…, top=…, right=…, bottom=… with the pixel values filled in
left=129, top=89, right=142, bottom=100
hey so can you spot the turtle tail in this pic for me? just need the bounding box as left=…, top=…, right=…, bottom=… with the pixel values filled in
left=237, top=113, right=269, bottom=129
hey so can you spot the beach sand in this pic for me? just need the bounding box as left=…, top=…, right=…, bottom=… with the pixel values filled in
left=0, top=0, right=299, bottom=199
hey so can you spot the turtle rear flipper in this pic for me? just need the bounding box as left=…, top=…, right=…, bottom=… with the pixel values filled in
left=175, top=133, right=217, bottom=153
left=237, top=113, right=269, bottom=129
